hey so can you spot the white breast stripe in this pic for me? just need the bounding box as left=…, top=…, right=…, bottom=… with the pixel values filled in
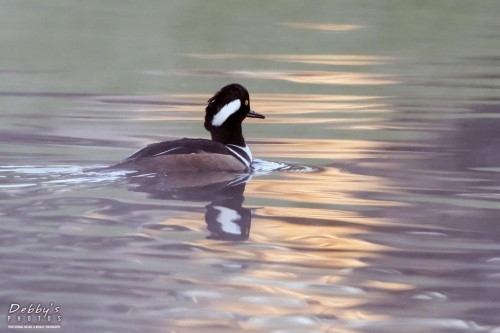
left=212, top=99, right=241, bottom=127
left=226, top=145, right=251, bottom=168
left=129, top=147, right=145, bottom=157
left=153, top=147, right=179, bottom=157
left=228, top=144, right=253, bottom=162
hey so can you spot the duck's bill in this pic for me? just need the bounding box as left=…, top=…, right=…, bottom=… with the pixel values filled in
left=247, top=109, right=265, bottom=119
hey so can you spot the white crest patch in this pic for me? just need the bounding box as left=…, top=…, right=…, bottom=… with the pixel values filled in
left=211, top=99, right=241, bottom=127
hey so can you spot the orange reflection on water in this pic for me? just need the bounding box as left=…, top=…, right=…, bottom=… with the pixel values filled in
left=366, top=280, right=413, bottom=291
left=252, top=218, right=386, bottom=253
left=258, top=207, right=394, bottom=228
left=247, top=165, right=403, bottom=216
left=199, top=208, right=391, bottom=324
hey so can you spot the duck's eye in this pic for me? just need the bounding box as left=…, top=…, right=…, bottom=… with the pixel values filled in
left=245, top=100, right=248, bottom=106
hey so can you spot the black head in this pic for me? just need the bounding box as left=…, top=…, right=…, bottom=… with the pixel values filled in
left=204, top=83, right=265, bottom=134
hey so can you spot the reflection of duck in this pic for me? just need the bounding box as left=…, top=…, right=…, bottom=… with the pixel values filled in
left=127, top=172, right=252, bottom=241
left=112, top=84, right=265, bottom=173
left=204, top=179, right=251, bottom=241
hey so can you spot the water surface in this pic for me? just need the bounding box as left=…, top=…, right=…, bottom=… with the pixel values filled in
left=1, top=1, right=500, bottom=332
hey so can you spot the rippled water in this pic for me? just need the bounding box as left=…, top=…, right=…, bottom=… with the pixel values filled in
left=2, top=1, right=500, bottom=332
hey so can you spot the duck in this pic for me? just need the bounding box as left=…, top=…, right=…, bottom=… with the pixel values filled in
left=111, top=83, right=265, bottom=173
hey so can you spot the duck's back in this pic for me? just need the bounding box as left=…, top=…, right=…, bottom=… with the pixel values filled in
left=112, top=138, right=247, bottom=173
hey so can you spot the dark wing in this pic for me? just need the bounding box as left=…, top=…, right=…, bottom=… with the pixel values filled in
left=120, top=138, right=231, bottom=163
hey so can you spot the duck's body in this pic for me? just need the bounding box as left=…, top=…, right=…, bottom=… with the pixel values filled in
left=112, top=84, right=264, bottom=173
left=115, top=138, right=250, bottom=172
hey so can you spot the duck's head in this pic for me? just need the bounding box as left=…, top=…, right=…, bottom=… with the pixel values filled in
left=204, top=84, right=265, bottom=136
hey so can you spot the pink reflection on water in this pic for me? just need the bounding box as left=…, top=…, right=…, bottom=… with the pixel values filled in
left=184, top=53, right=391, bottom=66
left=145, top=69, right=398, bottom=85
left=279, top=22, right=363, bottom=32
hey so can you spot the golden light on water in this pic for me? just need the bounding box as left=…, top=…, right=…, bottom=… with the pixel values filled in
left=251, top=138, right=389, bottom=160
left=247, top=178, right=401, bottom=208
left=252, top=220, right=385, bottom=253
left=366, top=280, right=413, bottom=291
left=189, top=206, right=404, bottom=324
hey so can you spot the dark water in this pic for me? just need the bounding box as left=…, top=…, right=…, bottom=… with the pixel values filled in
left=2, top=1, right=500, bottom=332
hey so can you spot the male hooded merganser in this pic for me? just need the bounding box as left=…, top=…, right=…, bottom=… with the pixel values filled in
left=112, top=83, right=265, bottom=172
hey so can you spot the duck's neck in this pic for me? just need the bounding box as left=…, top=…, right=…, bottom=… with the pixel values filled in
left=210, top=125, right=246, bottom=146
